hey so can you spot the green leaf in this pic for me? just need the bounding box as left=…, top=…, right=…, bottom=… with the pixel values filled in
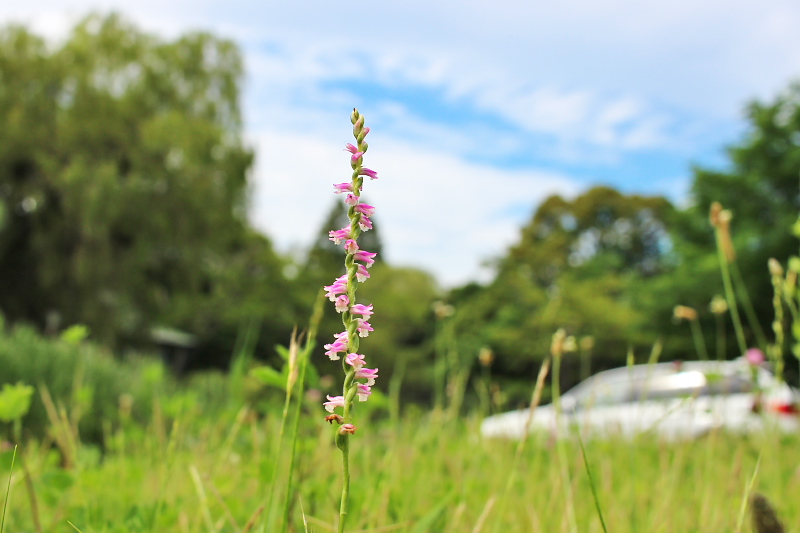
left=249, top=366, right=287, bottom=390
left=0, top=383, right=34, bottom=423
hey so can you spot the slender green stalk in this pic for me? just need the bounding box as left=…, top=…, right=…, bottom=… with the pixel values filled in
left=717, top=252, right=747, bottom=354
left=1, top=445, right=16, bottom=533
left=715, top=312, right=726, bottom=361
left=282, top=292, right=325, bottom=530
left=735, top=455, right=761, bottom=533
left=551, top=350, right=577, bottom=533
left=575, top=428, right=608, bottom=533
left=731, top=261, right=768, bottom=348
left=492, top=358, right=550, bottom=533
left=689, top=318, right=709, bottom=360
left=337, top=433, right=351, bottom=533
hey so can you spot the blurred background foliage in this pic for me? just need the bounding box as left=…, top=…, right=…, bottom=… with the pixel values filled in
left=0, top=13, right=798, bottom=415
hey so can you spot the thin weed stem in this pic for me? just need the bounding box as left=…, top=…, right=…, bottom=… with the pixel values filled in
left=1, top=445, right=16, bottom=533
left=552, top=354, right=577, bottom=533
left=282, top=293, right=325, bottom=530
left=714, top=226, right=748, bottom=355
left=735, top=454, right=762, bottom=533
left=492, top=358, right=551, bottom=533
left=731, top=261, right=768, bottom=348
left=575, top=428, right=608, bottom=533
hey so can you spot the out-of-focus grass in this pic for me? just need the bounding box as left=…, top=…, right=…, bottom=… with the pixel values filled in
left=0, top=401, right=796, bottom=532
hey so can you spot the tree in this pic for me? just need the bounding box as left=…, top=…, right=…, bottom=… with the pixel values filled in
left=0, top=14, right=297, bottom=355
left=451, top=187, right=675, bottom=403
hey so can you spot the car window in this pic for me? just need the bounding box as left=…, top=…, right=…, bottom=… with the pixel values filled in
left=633, top=371, right=706, bottom=401
left=567, top=368, right=755, bottom=409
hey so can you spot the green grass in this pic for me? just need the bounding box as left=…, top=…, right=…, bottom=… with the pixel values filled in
left=0, top=401, right=796, bottom=532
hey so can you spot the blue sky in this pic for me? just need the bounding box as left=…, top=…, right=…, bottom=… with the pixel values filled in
left=3, top=1, right=800, bottom=287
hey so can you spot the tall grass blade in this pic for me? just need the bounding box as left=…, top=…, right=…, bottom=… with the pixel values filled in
left=575, top=428, right=608, bottom=533
left=492, top=358, right=550, bottom=533
left=1, top=445, right=16, bottom=533
left=735, top=454, right=761, bottom=533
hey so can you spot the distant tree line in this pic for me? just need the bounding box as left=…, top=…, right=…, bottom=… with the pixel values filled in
left=0, top=14, right=798, bottom=405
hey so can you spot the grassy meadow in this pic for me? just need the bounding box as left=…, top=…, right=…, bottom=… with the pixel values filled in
left=0, top=330, right=796, bottom=533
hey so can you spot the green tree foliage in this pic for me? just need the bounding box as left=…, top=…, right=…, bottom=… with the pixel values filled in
left=0, top=14, right=295, bottom=357
left=639, top=83, right=800, bottom=363
left=452, top=187, right=675, bottom=401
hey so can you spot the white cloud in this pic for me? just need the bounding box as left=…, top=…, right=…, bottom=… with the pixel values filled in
left=250, top=129, right=581, bottom=287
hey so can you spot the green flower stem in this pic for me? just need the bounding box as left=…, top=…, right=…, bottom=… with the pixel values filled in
left=337, top=435, right=351, bottom=533
left=715, top=227, right=747, bottom=355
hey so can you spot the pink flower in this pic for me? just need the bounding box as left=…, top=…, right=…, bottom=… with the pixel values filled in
left=355, top=203, right=376, bottom=217
left=345, top=352, right=366, bottom=369
left=350, top=303, right=374, bottom=319
left=329, top=226, right=351, bottom=245
left=350, top=151, right=364, bottom=163
left=746, top=348, right=765, bottom=365
left=335, top=295, right=350, bottom=313
left=324, top=331, right=349, bottom=360
left=323, top=395, right=346, bottom=413
left=333, top=182, right=353, bottom=194
left=355, top=367, right=378, bottom=386
left=356, top=264, right=369, bottom=283
left=356, top=383, right=371, bottom=402
left=324, top=275, right=348, bottom=301
left=360, top=167, right=378, bottom=180
left=345, top=194, right=359, bottom=206
left=356, top=319, right=373, bottom=337
left=344, top=239, right=359, bottom=254
left=358, top=215, right=373, bottom=231
left=344, top=143, right=358, bottom=154
left=354, top=250, right=377, bottom=268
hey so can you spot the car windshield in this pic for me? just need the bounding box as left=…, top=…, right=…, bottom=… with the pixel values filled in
left=563, top=366, right=755, bottom=410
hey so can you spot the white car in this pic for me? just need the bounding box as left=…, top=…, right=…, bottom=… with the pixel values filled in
left=480, top=358, right=800, bottom=440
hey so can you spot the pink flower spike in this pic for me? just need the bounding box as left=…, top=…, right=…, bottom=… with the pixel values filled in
left=345, top=194, right=359, bottom=206
left=329, top=226, right=351, bottom=245
left=355, top=367, right=378, bottom=386
left=356, top=264, right=370, bottom=283
left=344, top=239, right=359, bottom=254
left=746, top=348, right=765, bottom=365
left=323, top=395, right=346, bottom=413
left=354, top=250, right=377, bottom=268
left=358, top=215, right=373, bottom=231
left=344, top=143, right=358, bottom=154
left=355, top=203, right=376, bottom=216
left=333, top=182, right=353, bottom=194
left=356, top=319, right=373, bottom=337
left=345, top=352, right=366, bottom=369
left=356, top=383, right=371, bottom=402
left=350, top=303, right=374, bottom=319
left=335, top=295, right=350, bottom=314
left=360, top=167, right=378, bottom=180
